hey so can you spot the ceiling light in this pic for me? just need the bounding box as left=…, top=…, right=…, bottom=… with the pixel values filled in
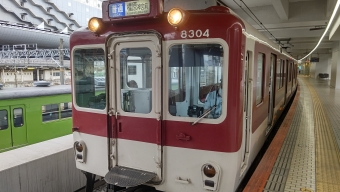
left=299, top=0, right=340, bottom=62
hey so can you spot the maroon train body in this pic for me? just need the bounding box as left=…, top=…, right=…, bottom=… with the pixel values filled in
left=71, top=1, right=298, bottom=191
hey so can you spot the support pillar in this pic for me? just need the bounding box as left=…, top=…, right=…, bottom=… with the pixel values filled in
left=330, top=41, right=340, bottom=89
left=37, top=68, right=40, bottom=81
left=1, top=69, right=4, bottom=83
left=59, top=38, right=65, bottom=85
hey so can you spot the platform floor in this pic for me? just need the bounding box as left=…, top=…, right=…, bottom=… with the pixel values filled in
left=244, top=76, right=340, bottom=192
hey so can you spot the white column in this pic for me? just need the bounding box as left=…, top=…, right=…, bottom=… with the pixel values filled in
left=330, top=41, right=340, bottom=89
left=310, top=62, right=316, bottom=78
left=2, top=69, right=5, bottom=83
left=37, top=69, right=40, bottom=81
left=21, top=69, right=23, bottom=82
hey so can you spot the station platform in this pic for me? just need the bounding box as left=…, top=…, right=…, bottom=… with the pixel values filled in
left=244, top=76, right=340, bottom=192
left=0, top=134, right=85, bottom=192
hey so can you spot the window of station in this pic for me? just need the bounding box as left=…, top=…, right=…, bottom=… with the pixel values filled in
left=73, top=48, right=106, bottom=110
left=120, top=48, right=152, bottom=114
left=168, top=44, right=224, bottom=119
left=256, top=53, right=265, bottom=105
left=13, top=108, right=24, bottom=127
left=0, top=110, right=8, bottom=130
left=42, top=102, right=72, bottom=122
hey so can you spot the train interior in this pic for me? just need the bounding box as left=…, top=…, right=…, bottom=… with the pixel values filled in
left=168, top=43, right=223, bottom=119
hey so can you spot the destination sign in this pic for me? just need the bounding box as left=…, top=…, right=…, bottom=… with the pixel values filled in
left=109, top=0, right=150, bottom=18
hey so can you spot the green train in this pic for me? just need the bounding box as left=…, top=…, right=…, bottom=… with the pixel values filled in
left=0, top=85, right=72, bottom=152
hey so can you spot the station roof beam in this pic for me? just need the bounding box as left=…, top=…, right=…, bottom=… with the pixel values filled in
left=272, top=0, right=289, bottom=20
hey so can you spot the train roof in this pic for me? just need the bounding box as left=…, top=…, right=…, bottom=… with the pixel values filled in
left=0, top=85, right=71, bottom=100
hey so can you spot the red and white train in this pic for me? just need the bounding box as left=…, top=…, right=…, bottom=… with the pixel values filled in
left=71, top=0, right=298, bottom=191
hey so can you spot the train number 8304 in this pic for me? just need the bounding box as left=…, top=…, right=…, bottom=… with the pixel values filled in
left=180, top=29, right=209, bottom=39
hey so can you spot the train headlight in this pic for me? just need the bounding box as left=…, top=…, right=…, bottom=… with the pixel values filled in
left=74, top=140, right=86, bottom=163
left=167, top=8, right=184, bottom=26
left=88, top=17, right=103, bottom=33
left=203, top=164, right=216, bottom=178
left=75, top=141, right=83, bottom=152
left=201, top=163, right=221, bottom=191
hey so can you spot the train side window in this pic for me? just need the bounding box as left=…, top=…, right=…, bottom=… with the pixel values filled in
left=256, top=53, right=265, bottom=105
left=42, top=104, right=59, bottom=122
left=276, top=59, right=282, bottom=90
left=73, top=48, right=106, bottom=110
left=289, top=63, right=292, bottom=82
left=0, top=110, right=9, bottom=130
left=168, top=44, right=223, bottom=119
left=60, top=102, right=72, bottom=119
left=13, top=108, right=24, bottom=127
left=282, top=60, right=285, bottom=88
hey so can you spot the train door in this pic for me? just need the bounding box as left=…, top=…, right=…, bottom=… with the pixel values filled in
left=241, top=51, right=252, bottom=173
left=0, top=106, right=11, bottom=150
left=267, top=54, right=276, bottom=133
left=106, top=34, right=162, bottom=186
left=10, top=105, right=27, bottom=147
left=0, top=105, right=27, bottom=150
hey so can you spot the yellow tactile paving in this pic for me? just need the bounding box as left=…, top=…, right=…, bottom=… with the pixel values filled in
left=303, top=78, right=340, bottom=192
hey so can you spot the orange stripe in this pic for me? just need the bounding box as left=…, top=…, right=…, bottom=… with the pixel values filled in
left=243, top=85, right=300, bottom=191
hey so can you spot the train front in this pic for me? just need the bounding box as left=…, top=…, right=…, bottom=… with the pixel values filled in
left=71, top=0, right=246, bottom=191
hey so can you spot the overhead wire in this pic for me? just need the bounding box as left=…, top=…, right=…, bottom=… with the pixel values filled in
left=224, top=0, right=340, bottom=61
left=237, top=0, right=284, bottom=47
left=218, top=0, right=266, bottom=33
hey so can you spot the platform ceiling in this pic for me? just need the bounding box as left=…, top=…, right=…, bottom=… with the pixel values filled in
left=220, top=0, right=339, bottom=60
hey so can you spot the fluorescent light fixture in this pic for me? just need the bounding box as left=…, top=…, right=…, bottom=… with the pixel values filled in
left=298, top=0, right=340, bottom=62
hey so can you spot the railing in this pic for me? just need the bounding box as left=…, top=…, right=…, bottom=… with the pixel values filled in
left=0, top=48, right=70, bottom=68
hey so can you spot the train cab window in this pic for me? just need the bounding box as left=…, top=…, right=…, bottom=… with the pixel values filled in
left=120, top=48, right=152, bottom=114
left=168, top=44, right=223, bottom=119
left=0, top=110, right=9, bottom=130
left=73, top=48, right=106, bottom=110
left=60, top=102, right=72, bottom=119
left=13, top=108, right=24, bottom=127
left=256, top=53, right=265, bottom=105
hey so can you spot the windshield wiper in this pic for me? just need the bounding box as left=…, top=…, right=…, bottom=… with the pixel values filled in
left=191, top=106, right=216, bottom=125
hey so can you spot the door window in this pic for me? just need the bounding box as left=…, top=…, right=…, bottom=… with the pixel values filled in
left=119, top=47, right=152, bottom=114
left=0, top=110, right=8, bottom=130
left=13, top=108, right=24, bottom=127
left=256, top=53, right=265, bottom=105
